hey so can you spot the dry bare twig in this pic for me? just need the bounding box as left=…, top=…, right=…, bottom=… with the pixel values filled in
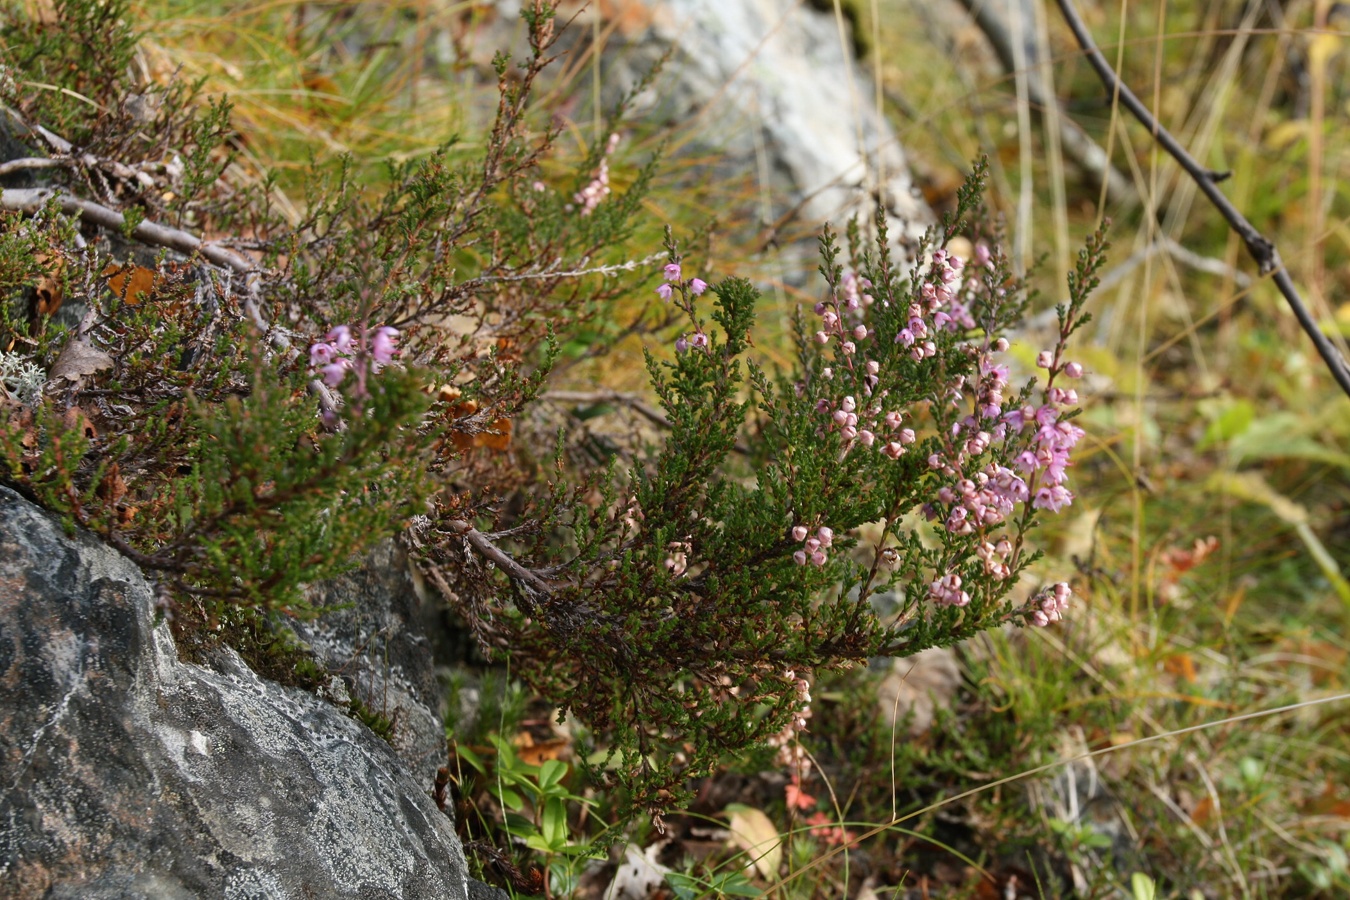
left=1055, top=0, right=1350, bottom=399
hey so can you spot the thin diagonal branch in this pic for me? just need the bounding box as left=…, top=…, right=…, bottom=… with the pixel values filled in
left=1055, top=0, right=1350, bottom=399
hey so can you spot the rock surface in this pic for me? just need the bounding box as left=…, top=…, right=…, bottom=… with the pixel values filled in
left=491, top=0, right=931, bottom=256
left=297, top=539, right=449, bottom=790
left=0, top=486, right=474, bottom=899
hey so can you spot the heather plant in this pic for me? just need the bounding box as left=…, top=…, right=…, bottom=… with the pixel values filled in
left=0, top=0, right=1098, bottom=828
left=434, top=175, right=1099, bottom=819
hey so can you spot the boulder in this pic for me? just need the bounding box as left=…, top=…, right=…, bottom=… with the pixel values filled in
left=0, top=486, right=479, bottom=899
left=481, top=0, right=932, bottom=260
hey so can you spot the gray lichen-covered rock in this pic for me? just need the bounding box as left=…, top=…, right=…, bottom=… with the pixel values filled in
left=492, top=0, right=931, bottom=248
left=0, top=486, right=472, bottom=899
left=296, top=538, right=450, bottom=789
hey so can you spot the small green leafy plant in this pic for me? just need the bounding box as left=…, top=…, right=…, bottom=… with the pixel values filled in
left=456, top=737, right=606, bottom=897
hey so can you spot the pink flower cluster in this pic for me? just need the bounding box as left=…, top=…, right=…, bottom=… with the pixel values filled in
left=1004, top=352, right=1085, bottom=514
left=791, top=524, right=834, bottom=566
left=895, top=249, right=976, bottom=361
left=1027, top=582, right=1072, bottom=626
left=816, top=392, right=917, bottom=459
left=767, top=668, right=813, bottom=782
left=811, top=270, right=872, bottom=355
left=573, top=132, right=620, bottom=216
left=308, top=324, right=400, bottom=389
left=804, top=812, right=858, bottom=848
left=655, top=261, right=707, bottom=303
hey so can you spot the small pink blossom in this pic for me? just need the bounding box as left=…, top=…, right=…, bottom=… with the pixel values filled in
left=370, top=326, right=400, bottom=365
left=321, top=360, right=349, bottom=387
left=656, top=283, right=674, bottom=301
left=791, top=525, right=809, bottom=542
left=663, top=263, right=682, bottom=282
left=689, top=278, right=708, bottom=295
left=786, top=775, right=816, bottom=811
left=309, top=342, right=335, bottom=367
left=325, top=325, right=353, bottom=353
left=1064, top=361, right=1084, bottom=378
left=1036, top=350, right=1054, bottom=369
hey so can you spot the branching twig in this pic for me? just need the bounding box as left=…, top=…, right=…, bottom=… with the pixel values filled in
left=2, top=185, right=286, bottom=348
left=1055, top=0, right=1350, bottom=399
left=445, top=519, right=552, bottom=613
left=1, top=186, right=254, bottom=273
left=0, top=157, right=66, bottom=178
left=543, top=389, right=671, bottom=430
left=543, top=389, right=754, bottom=456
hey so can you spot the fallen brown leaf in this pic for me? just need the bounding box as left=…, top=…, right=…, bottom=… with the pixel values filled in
left=50, top=338, right=113, bottom=383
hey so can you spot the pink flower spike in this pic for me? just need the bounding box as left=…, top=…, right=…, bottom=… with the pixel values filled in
left=370, top=326, right=400, bottom=365
left=690, top=278, right=708, bottom=295
left=656, top=283, right=674, bottom=301
left=663, top=262, right=682, bottom=282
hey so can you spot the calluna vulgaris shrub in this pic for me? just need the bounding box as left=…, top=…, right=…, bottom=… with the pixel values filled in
left=0, top=0, right=1099, bottom=820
